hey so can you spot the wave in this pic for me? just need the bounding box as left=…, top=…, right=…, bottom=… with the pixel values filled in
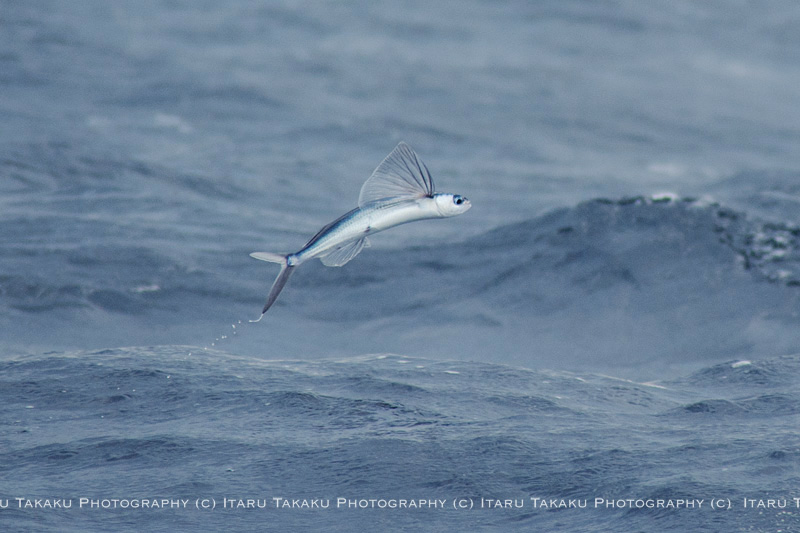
left=1, top=348, right=798, bottom=532
left=5, top=193, right=797, bottom=313
left=3, top=194, right=799, bottom=376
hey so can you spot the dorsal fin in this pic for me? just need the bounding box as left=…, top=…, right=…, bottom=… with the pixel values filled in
left=358, top=142, right=435, bottom=207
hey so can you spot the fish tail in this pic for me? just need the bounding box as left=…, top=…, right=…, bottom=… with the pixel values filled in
left=250, top=252, right=296, bottom=315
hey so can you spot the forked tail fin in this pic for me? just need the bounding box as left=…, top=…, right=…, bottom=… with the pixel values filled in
left=250, top=252, right=296, bottom=317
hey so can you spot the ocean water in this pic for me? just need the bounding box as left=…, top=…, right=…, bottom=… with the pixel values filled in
left=2, top=1, right=800, bottom=531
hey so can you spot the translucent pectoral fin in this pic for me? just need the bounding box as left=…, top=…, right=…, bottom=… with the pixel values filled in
left=358, top=142, right=434, bottom=206
left=319, top=237, right=369, bottom=267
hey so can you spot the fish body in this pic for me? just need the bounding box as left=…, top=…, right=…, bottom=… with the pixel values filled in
left=250, top=143, right=471, bottom=318
left=293, top=194, right=463, bottom=265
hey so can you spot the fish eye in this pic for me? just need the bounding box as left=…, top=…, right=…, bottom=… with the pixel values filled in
left=454, top=196, right=464, bottom=205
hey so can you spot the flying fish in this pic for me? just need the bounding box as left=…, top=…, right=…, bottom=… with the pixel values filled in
left=250, top=143, right=471, bottom=320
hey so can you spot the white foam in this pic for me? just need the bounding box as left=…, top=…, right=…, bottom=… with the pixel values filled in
left=651, top=191, right=680, bottom=202
left=131, top=284, right=160, bottom=293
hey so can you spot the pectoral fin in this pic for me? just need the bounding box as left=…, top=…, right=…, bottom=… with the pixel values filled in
left=358, top=142, right=434, bottom=206
left=319, top=237, right=369, bottom=267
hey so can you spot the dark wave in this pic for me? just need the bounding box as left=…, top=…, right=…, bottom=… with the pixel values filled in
left=3, top=195, right=799, bottom=375
left=290, top=195, right=800, bottom=311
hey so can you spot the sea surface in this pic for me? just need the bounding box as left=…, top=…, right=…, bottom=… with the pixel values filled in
left=2, top=1, right=800, bottom=531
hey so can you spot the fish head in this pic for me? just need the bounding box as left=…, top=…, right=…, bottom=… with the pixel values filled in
left=433, top=193, right=472, bottom=217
